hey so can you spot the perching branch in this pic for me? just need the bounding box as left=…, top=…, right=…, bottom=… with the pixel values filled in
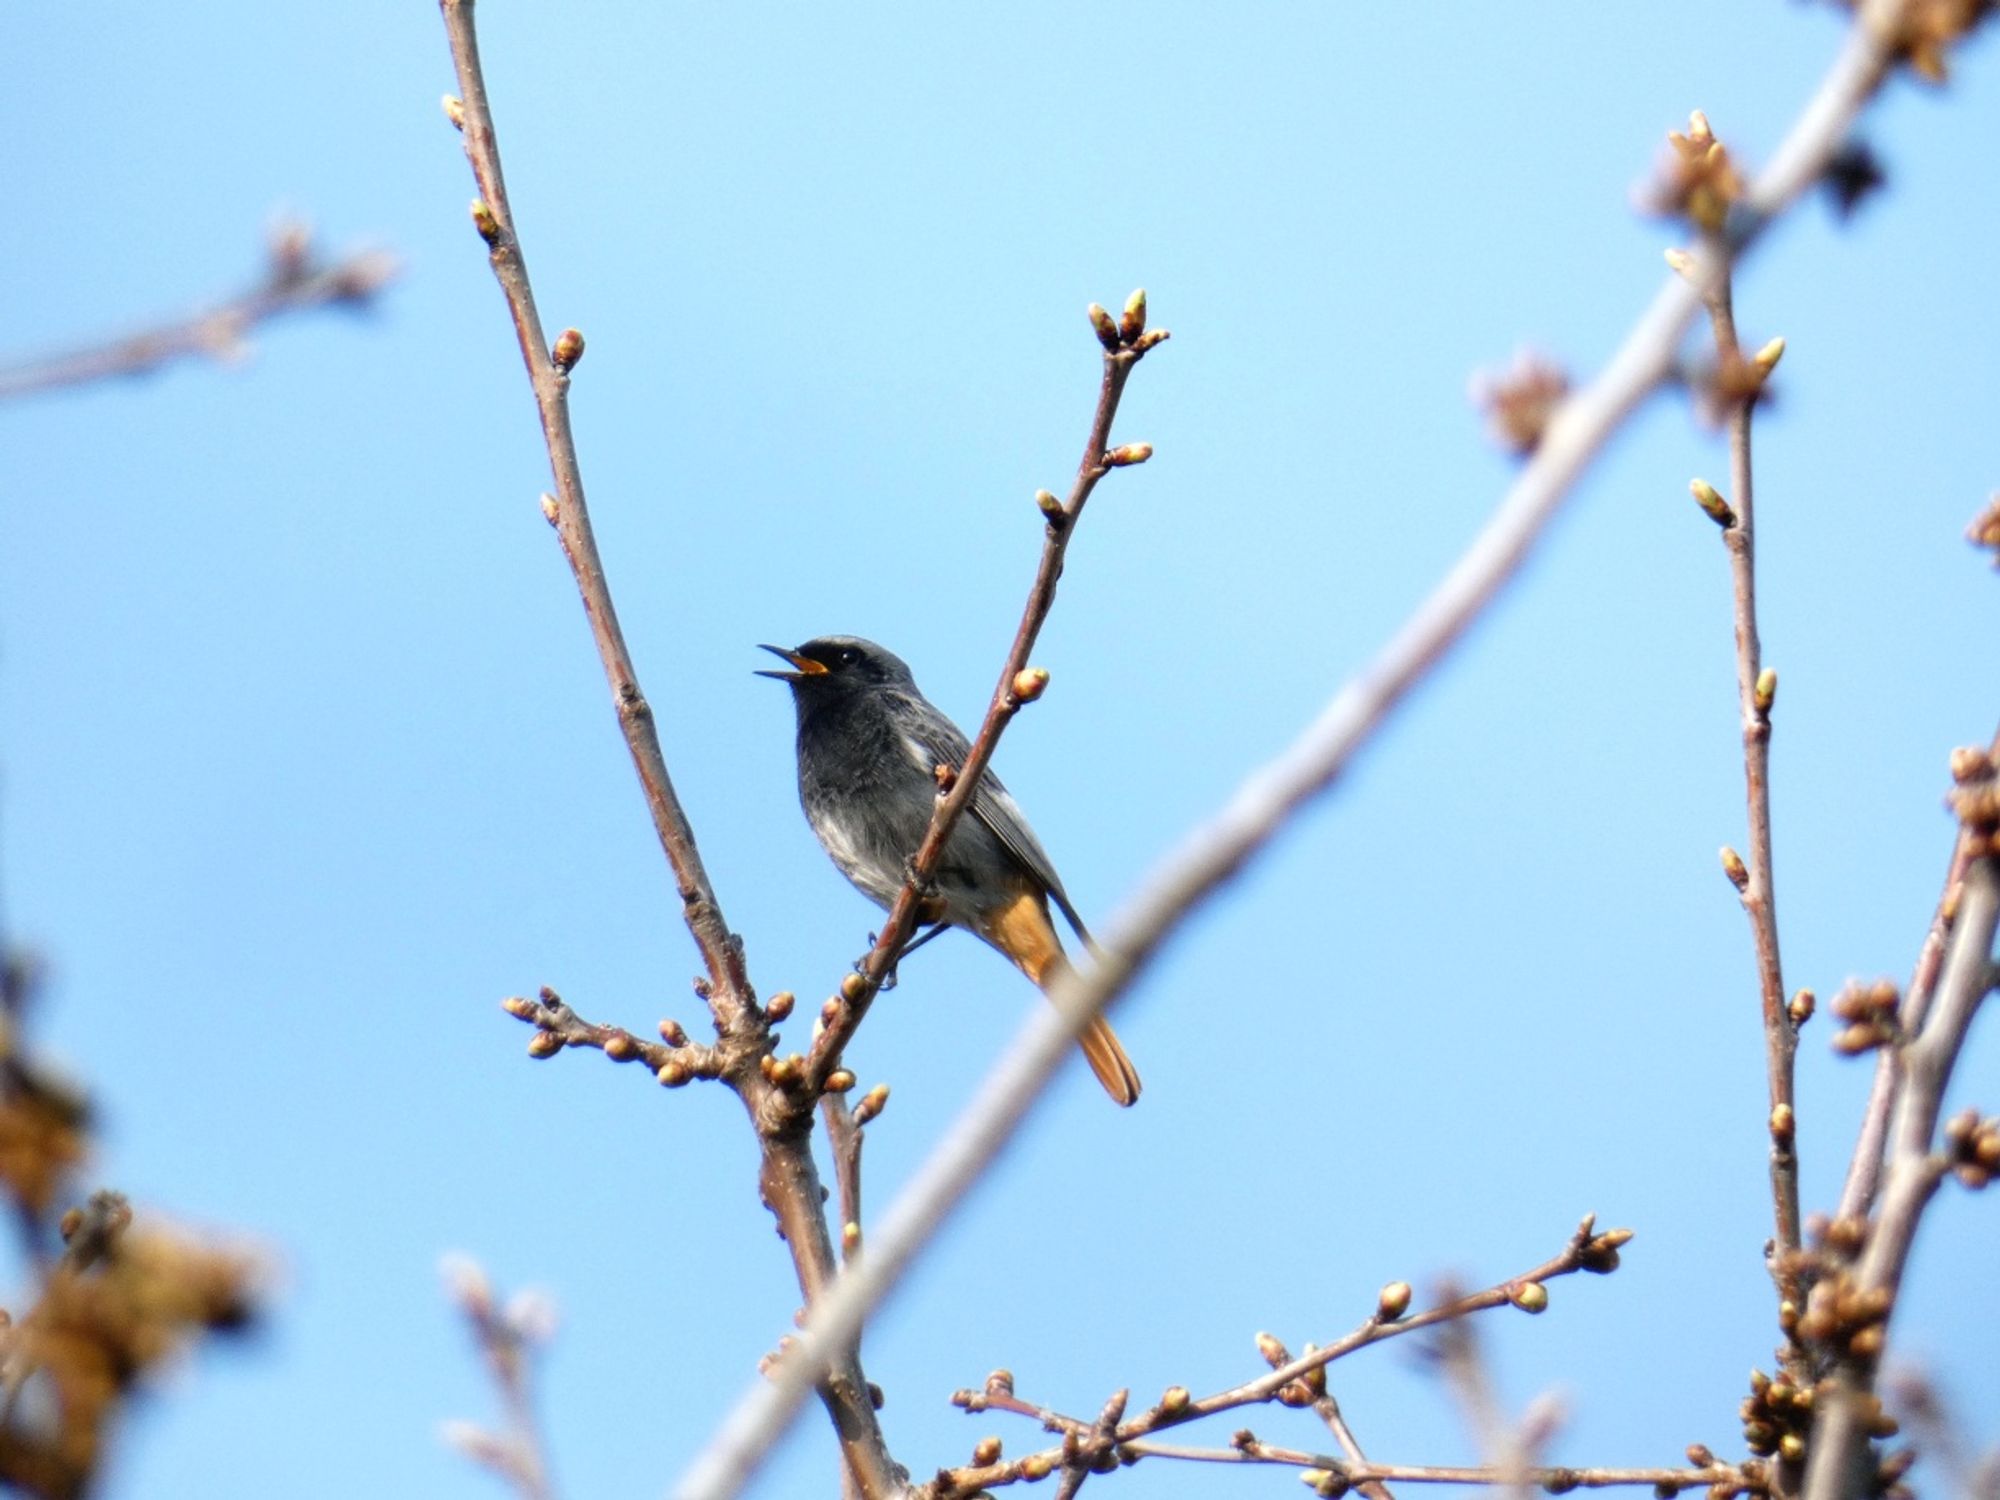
left=0, top=223, right=396, bottom=403
left=1690, top=252, right=1803, bottom=1366
left=673, top=11, right=1924, bottom=1493
left=804, top=296, right=1166, bottom=1092
left=436, top=4, right=896, bottom=1493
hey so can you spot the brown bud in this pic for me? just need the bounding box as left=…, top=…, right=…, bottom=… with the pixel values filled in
left=842, top=1221, right=860, bottom=1253
left=539, top=493, right=560, bottom=525
left=854, top=1082, right=890, bottom=1125
left=1377, top=1281, right=1413, bottom=1320
left=1754, top=667, right=1777, bottom=714
left=1788, top=989, right=1816, bottom=1025
left=1511, top=1282, right=1549, bottom=1313
left=1160, top=1385, right=1190, bottom=1416
left=604, top=1032, right=639, bottom=1061
left=657, top=1060, right=689, bottom=1087
left=441, top=94, right=466, bottom=130
left=551, top=327, right=585, bottom=372
left=868, top=1382, right=885, bottom=1410
left=765, top=991, right=795, bottom=1023
left=1019, top=1453, right=1054, bottom=1481
left=1949, top=745, right=1995, bottom=783
left=1035, top=489, right=1064, bottom=520
left=1753, top=337, right=1786, bottom=375
left=986, top=1368, right=1015, bottom=1396
left=526, top=1031, right=561, bottom=1059
left=1255, top=1331, right=1288, bottom=1367
left=1848, top=1324, right=1885, bottom=1359
left=1664, top=247, right=1696, bottom=277
left=1721, top=845, right=1750, bottom=891
left=1119, top=288, right=1147, bottom=343
left=470, top=199, right=501, bottom=244
left=658, top=1018, right=688, bottom=1047
left=1277, top=1380, right=1314, bottom=1407
left=973, top=1436, right=1002, bottom=1466
left=1012, top=667, right=1049, bottom=703
left=1691, top=478, right=1736, bottom=528
left=1686, top=1444, right=1715, bottom=1467
left=1133, top=327, right=1171, bottom=354
left=825, top=1068, right=856, bottom=1093
left=1087, top=303, right=1120, bottom=351
left=1103, top=442, right=1153, bottom=467
left=840, top=972, right=867, bottom=1001
left=1769, top=1103, right=1795, bottom=1143
left=502, top=995, right=538, bottom=1020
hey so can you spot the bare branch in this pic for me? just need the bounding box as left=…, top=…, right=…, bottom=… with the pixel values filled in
left=671, top=14, right=1919, bottom=1493
left=441, top=1257, right=560, bottom=1500
left=1836, top=725, right=2000, bottom=1223
left=1692, top=257, right=1803, bottom=1363
left=805, top=296, right=1166, bottom=1090
left=0, top=224, right=396, bottom=403
left=436, top=4, right=897, bottom=1492
left=1801, top=851, right=2000, bottom=1500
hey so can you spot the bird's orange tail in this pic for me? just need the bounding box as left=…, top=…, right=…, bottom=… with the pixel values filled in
left=976, top=890, right=1142, bottom=1107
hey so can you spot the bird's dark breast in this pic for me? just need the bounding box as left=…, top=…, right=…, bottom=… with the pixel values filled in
left=794, top=693, right=1011, bottom=914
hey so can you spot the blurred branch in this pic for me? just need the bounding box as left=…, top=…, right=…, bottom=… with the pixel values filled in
left=1690, top=250, right=1803, bottom=1368
left=436, top=3, right=896, bottom=1493
left=674, top=10, right=1925, bottom=1493
left=0, top=223, right=395, bottom=403
left=1802, top=841, right=1999, bottom=1500
left=1836, top=724, right=2000, bottom=1224
left=804, top=295, right=1166, bottom=1091
left=924, top=1218, right=1631, bottom=1498
left=441, top=1257, right=559, bottom=1500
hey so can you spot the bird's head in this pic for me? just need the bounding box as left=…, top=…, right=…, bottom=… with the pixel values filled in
left=755, top=636, right=915, bottom=697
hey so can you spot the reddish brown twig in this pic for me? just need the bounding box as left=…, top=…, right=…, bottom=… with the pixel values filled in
left=0, top=224, right=396, bottom=402
left=927, top=1217, right=1633, bottom=1498
left=804, top=297, right=1165, bottom=1090
left=437, top=5, right=896, bottom=1493
left=1691, top=264, right=1802, bottom=1359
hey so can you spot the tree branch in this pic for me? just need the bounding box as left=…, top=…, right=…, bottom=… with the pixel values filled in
left=1800, top=851, right=1999, bottom=1500
left=804, top=298, right=1165, bottom=1091
left=436, top=5, right=897, bottom=1493
left=1693, top=265, right=1803, bottom=1369
left=0, top=225, right=396, bottom=403
left=671, top=13, right=1918, bottom=1493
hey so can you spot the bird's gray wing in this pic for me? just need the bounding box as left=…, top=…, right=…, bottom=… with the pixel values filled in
left=893, top=701, right=1093, bottom=945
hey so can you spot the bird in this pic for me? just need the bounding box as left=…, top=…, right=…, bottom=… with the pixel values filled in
left=758, top=635, right=1140, bottom=1105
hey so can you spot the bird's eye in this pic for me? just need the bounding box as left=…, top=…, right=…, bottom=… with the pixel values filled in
left=839, top=648, right=859, bottom=666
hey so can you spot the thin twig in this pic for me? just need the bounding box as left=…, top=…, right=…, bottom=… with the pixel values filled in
left=1835, top=724, right=2000, bottom=1223
left=1116, top=1444, right=1743, bottom=1491
left=1800, top=853, right=2000, bottom=1500
left=443, top=1258, right=560, bottom=1500
left=1696, top=270, right=1803, bottom=1362
left=805, top=303, right=1164, bottom=1090
left=0, top=227, right=396, bottom=402
left=924, top=1219, right=1630, bottom=1498
left=436, top=5, right=897, bottom=1493
left=671, top=13, right=1915, bottom=1493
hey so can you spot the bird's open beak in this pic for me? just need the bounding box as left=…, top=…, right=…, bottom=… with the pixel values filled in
left=755, top=644, right=826, bottom=682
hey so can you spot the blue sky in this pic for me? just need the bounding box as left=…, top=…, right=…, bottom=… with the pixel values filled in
left=3, top=4, right=1996, bottom=1497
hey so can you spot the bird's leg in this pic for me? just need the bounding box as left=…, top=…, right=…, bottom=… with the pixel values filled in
left=860, top=920, right=950, bottom=991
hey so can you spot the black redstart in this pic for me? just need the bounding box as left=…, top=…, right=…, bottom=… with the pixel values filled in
left=758, top=635, right=1140, bottom=1106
